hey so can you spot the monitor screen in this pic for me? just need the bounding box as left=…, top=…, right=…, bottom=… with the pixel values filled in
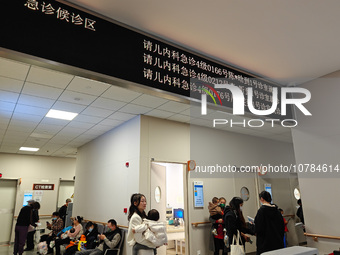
left=173, top=208, right=184, bottom=219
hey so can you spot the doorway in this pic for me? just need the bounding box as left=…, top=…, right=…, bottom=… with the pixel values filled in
left=0, top=179, right=17, bottom=244
left=150, top=162, right=187, bottom=255
left=57, top=179, right=75, bottom=210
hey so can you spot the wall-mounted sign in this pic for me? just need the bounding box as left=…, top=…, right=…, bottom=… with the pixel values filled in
left=0, top=0, right=292, bottom=120
left=193, top=181, right=204, bottom=207
left=33, top=184, right=54, bottom=190
left=264, top=183, right=272, bottom=203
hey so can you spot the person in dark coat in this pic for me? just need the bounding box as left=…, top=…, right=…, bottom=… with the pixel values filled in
left=14, top=200, right=34, bottom=255
left=25, top=201, right=40, bottom=251
left=59, top=198, right=72, bottom=227
left=255, top=191, right=284, bottom=255
left=64, top=221, right=99, bottom=255
left=296, top=199, right=304, bottom=224
left=224, top=197, right=254, bottom=252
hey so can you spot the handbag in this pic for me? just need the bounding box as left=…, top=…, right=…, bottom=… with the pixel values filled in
left=230, top=230, right=245, bottom=255
left=28, top=224, right=35, bottom=232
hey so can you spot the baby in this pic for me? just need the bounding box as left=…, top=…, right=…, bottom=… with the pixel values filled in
left=133, top=209, right=168, bottom=254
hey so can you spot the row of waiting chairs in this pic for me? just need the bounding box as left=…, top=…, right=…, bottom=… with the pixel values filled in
left=79, top=220, right=125, bottom=255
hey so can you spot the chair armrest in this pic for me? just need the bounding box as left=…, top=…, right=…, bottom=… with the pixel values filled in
left=104, top=248, right=119, bottom=255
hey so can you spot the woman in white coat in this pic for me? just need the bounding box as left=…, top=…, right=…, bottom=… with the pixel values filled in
left=127, top=193, right=156, bottom=255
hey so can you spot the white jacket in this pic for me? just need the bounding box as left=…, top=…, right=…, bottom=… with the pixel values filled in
left=127, top=213, right=156, bottom=248
left=134, top=219, right=168, bottom=247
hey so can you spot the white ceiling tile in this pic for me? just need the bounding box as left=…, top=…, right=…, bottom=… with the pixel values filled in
left=52, top=101, right=87, bottom=113
left=2, top=131, right=30, bottom=141
left=81, top=106, right=113, bottom=118
left=101, top=85, right=142, bottom=102
left=18, top=94, right=55, bottom=108
left=99, top=119, right=124, bottom=127
left=0, top=146, right=19, bottom=153
left=22, top=82, right=63, bottom=99
left=49, top=136, right=73, bottom=144
left=12, top=112, right=45, bottom=122
left=23, top=138, right=48, bottom=147
left=0, top=110, right=12, bottom=120
left=73, top=114, right=104, bottom=124
left=59, top=126, right=88, bottom=135
left=9, top=119, right=39, bottom=129
left=30, top=132, right=54, bottom=139
left=0, top=57, right=30, bottom=80
left=14, top=104, right=49, bottom=116
left=0, top=90, right=20, bottom=103
left=7, top=123, right=36, bottom=133
left=67, top=121, right=95, bottom=129
left=91, top=124, right=114, bottom=133
left=58, top=90, right=97, bottom=105
left=26, top=66, right=73, bottom=89
left=130, top=94, right=168, bottom=108
left=145, top=109, right=174, bottom=119
left=0, top=76, right=25, bottom=93
left=40, top=117, right=72, bottom=127
left=157, top=101, right=190, bottom=113
left=67, top=76, right=111, bottom=95
left=108, top=112, right=136, bottom=121
left=34, top=123, right=64, bottom=135
left=0, top=101, right=16, bottom=112
left=90, top=97, right=126, bottom=111
left=119, top=104, right=152, bottom=114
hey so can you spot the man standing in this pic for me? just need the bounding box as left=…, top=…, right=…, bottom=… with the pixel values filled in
left=75, top=219, right=121, bottom=255
left=255, top=191, right=284, bottom=255
left=59, top=198, right=72, bottom=227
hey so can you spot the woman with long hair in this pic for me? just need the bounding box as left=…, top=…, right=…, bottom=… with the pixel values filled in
left=127, top=193, right=155, bottom=255
left=224, top=197, right=253, bottom=251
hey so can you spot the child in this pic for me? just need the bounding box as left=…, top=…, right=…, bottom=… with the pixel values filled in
left=279, top=208, right=289, bottom=247
left=133, top=209, right=168, bottom=254
left=208, top=197, right=223, bottom=236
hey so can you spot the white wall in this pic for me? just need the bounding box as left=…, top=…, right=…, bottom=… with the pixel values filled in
left=189, top=124, right=296, bottom=254
left=73, top=114, right=297, bottom=255
left=291, top=71, right=340, bottom=253
left=139, top=116, right=296, bottom=255
left=0, top=153, right=76, bottom=241
left=73, top=116, right=141, bottom=237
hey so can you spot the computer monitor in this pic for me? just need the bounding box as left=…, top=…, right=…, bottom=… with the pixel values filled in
left=173, top=208, right=184, bottom=219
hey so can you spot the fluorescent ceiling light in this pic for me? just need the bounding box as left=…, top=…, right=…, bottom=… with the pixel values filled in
left=46, top=109, right=78, bottom=120
left=20, top=147, right=39, bottom=152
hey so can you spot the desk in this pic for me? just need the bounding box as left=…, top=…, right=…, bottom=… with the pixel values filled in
left=167, top=225, right=185, bottom=254
left=261, top=246, right=318, bottom=255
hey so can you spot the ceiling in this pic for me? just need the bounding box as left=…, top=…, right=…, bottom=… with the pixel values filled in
left=5, top=0, right=339, bottom=157
left=0, top=57, right=292, bottom=157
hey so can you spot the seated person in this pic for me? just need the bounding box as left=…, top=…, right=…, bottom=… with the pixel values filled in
left=64, top=222, right=99, bottom=255
left=75, top=219, right=121, bottom=255
left=55, top=216, right=84, bottom=255
left=133, top=209, right=167, bottom=253
left=40, top=211, right=64, bottom=254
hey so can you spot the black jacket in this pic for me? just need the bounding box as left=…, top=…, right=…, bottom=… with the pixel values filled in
left=16, top=205, right=32, bottom=226
left=84, top=223, right=99, bottom=249
left=224, top=206, right=252, bottom=247
left=255, top=204, right=284, bottom=255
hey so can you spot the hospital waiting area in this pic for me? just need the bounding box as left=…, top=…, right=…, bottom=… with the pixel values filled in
left=1, top=1, right=340, bottom=255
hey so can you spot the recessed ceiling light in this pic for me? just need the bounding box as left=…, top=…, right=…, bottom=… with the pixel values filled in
left=20, top=147, right=39, bottom=152
left=46, top=109, right=78, bottom=120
